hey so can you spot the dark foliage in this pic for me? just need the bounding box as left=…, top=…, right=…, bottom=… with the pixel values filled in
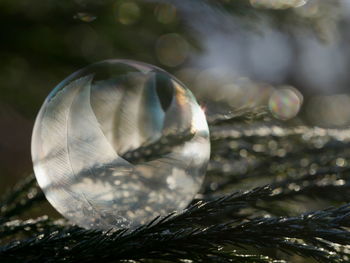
left=1, top=107, right=350, bottom=263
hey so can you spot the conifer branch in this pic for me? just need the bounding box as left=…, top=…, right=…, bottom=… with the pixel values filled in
left=0, top=175, right=44, bottom=221
left=2, top=107, right=350, bottom=262
left=1, top=190, right=350, bottom=262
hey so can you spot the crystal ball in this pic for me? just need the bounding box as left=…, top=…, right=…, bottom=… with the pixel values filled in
left=31, top=60, right=210, bottom=230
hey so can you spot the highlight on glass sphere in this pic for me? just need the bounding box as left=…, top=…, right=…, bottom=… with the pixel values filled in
left=31, top=60, right=210, bottom=230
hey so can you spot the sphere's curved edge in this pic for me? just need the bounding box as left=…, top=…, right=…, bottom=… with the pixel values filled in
left=31, top=59, right=211, bottom=230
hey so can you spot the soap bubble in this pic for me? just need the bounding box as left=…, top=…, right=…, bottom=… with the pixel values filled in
left=31, top=60, right=210, bottom=230
left=269, top=87, right=303, bottom=120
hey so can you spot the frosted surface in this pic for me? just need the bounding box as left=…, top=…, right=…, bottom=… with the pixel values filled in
left=31, top=60, right=210, bottom=230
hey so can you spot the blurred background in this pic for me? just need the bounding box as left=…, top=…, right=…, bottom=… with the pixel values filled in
left=1, top=0, right=350, bottom=194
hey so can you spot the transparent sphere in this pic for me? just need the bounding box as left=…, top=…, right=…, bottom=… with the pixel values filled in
left=31, top=60, right=210, bottom=230
left=269, top=87, right=303, bottom=120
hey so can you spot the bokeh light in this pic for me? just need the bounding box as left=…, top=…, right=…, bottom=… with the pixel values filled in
left=117, top=1, right=141, bottom=25
left=73, top=12, right=97, bottom=23
left=155, top=33, right=189, bottom=67
left=154, top=3, right=177, bottom=24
